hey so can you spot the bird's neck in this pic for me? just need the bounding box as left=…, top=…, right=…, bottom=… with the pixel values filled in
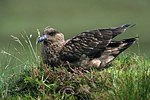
left=43, top=41, right=64, bottom=53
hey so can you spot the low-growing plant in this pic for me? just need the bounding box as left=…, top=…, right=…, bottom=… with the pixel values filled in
left=0, top=31, right=150, bottom=100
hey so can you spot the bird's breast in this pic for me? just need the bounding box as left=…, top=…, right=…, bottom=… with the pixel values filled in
left=42, top=42, right=64, bottom=66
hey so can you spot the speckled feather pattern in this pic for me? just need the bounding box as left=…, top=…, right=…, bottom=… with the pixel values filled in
left=39, top=25, right=137, bottom=69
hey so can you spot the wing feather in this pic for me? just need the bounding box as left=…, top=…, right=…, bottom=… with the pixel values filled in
left=60, top=29, right=113, bottom=62
left=60, top=24, right=131, bottom=62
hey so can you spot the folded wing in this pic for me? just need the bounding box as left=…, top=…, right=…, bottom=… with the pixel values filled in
left=60, top=24, right=131, bottom=62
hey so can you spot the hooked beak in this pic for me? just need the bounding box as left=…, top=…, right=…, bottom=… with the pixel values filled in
left=37, top=34, right=47, bottom=43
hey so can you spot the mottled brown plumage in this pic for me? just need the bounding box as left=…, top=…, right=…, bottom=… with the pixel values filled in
left=38, top=24, right=137, bottom=70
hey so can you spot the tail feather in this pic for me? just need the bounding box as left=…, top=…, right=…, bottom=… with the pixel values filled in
left=98, top=37, right=138, bottom=68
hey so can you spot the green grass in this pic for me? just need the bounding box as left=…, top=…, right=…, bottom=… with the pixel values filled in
left=0, top=33, right=150, bottom=100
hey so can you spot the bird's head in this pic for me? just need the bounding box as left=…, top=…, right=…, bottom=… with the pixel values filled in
left=37, top=26, right=64, bottom=44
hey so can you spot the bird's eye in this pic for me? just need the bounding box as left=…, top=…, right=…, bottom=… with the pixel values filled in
left=48, top=32, right=56, bottom=36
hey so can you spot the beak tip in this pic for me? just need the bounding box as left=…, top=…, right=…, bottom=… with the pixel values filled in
left=37, top=38, right=42, bottom=43
left=37, top=35, right=47, bottom=43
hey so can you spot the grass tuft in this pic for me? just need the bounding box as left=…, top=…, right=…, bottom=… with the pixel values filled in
left=0, top=32, right=150, bottom=100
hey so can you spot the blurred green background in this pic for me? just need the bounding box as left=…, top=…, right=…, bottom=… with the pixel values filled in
left=0, top=0, right=150, bottom=57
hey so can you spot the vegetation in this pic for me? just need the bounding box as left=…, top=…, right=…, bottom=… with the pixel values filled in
left=0, top=1, right=150, bottom=99
left=0, top=32, right=150, bottom=100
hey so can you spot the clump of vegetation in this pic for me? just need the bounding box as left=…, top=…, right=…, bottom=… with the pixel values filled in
left=0, top=32, right=150, bottom=100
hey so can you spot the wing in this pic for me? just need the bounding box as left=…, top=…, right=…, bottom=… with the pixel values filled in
left=59, top=24, right=132, bottom=62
